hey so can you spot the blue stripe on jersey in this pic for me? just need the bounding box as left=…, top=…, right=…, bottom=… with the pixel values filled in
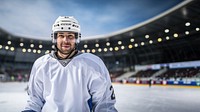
left=87, top=97, right=93, bottom=111
left=21, top=110, right=36, bottom=112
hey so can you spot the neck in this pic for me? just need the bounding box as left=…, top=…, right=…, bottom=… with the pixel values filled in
left=57, top=51, right=69, bottom=59
left=56, top=50, right=77, bottom=59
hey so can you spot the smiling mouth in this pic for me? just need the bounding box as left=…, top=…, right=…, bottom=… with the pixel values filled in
left=62, top=44, right=70, bottom=47
left=62, top=45, right=70, bottom=48
left=60, top=44, right=69, bottom=48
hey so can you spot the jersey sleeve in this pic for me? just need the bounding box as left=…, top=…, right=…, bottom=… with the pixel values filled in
left=88, top=58, right=118, bottom=112
left=23, top=61, right=45, bottom=112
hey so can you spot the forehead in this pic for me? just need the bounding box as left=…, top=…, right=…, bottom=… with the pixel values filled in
left=57, top=32, right=75, bottom=35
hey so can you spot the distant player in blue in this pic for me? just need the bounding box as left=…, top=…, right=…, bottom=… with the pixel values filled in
left=22, top=16, right=117, bottom=112
left=149, top=79, right=152, bottom=88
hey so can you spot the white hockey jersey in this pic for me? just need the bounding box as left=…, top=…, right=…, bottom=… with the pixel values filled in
left=23, top=52, right=117, bottom=112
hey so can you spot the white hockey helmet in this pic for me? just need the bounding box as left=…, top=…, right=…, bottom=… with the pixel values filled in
left=52, top=16, right=81, bottom=44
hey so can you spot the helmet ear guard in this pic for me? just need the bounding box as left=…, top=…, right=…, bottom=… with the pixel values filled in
left=51, top=33, right=57, bottom=45
left=75, top=33, right=81, bottom=44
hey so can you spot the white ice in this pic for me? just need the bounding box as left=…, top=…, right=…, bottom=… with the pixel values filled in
left=0, top=82, right=200, bottom=112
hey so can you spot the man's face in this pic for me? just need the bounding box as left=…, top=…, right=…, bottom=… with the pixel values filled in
left=56, top=32, right=76, bottom=54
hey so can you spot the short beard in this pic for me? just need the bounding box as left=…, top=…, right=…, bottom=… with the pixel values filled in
left=57, top=47, right=74, bottom=55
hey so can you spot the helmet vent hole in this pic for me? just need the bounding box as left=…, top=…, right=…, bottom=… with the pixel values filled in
left=68, top=27, right=71, bottom=30
left=61, top=27, right=63, bottom=29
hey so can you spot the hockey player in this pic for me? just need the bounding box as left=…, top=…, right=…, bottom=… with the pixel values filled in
left=22, top=16, right=118, bottom=112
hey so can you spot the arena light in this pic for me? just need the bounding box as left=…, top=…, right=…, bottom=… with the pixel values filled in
left=106, top=42, right=110, bottom=46
left=7, top=41, right=11, bottom=45
left=185, top=31, right=189, bottom=35
left=84, top=44, right=88, bottom=48
left=28, top=49, right=31, bottom=52
left=81, top=50, right=85, bottom=53
left=109, top=47, right=113, bottom=51
left=52, top=45, right=55, bottom=49
left=39, top=45, right=43, bottom=48
left=196, top=28, right=200, bottom=31
left=5, top=46, right=9, bottom=50
left=165, top=29, right=169, bottom=33
left=145, top=35, right=149, bottom=39
left=128, top=44, right=133, bottom=49
left=130, top=38, right=134, bottom=42
left=86, top=49, right=90, bottom=53
left=104, top=48, right=108, bottom=52
left=45, top=50, right=50, bottom=54
left=173, top=33, right=178, bottom=38
left=30, top=44, right=34, bottom=48
left=158, top=38, right=162, bottom=42
left=0, top=45, right=2, bottom=49
left=10, top=47, right=15, bottom=51
left=20, top=43, right=24, bottom=47
left=95, top=43, right=99, bottom=47
left=121, top=46, right=125, bottom=50
left=141, top=42, right=145, bottom=46
left=22, top=48, right=26, bottom=52
left=92, top=49, right=96, bottom=53
left=166, top=36, right=170, bottom=40
left=149, top=40, right=153, bottom=44
left=37, top=50, right=41, bottom=54
left=134, top=43, right=138, bottom=47
left=185, top=22, right=190, bottom=26
left=33, top=49, right=37, bottom=53
left=98, top=48, right=102, bottom=52
left=118, top=41, right=122, bottom=45
left=114, top=47, right=119, bottom=51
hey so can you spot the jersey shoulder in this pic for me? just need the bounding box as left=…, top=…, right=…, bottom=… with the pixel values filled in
left=33, top=53, right=52, bottom=67
left=76, top=53, right=103, bottom=64
left=75, top=53, right=107, bottom=72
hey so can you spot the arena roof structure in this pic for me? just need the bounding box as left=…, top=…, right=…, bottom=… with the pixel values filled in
left=0, top=0, right=200, bottom=71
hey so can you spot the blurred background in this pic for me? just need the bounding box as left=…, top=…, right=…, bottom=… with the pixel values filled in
left=0, top=0, right=200, bottom=112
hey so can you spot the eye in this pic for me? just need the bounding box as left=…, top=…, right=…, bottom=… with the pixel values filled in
left=68, top=35, right=75, bottom=39
left=58, top=35, right=64, bottom=38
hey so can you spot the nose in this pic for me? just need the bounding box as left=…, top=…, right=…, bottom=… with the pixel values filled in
left=63, top=37, right=70, bottom=42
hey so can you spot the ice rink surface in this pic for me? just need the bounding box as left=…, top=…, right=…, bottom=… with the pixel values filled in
left=0, top=82, right=200, bottom=112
